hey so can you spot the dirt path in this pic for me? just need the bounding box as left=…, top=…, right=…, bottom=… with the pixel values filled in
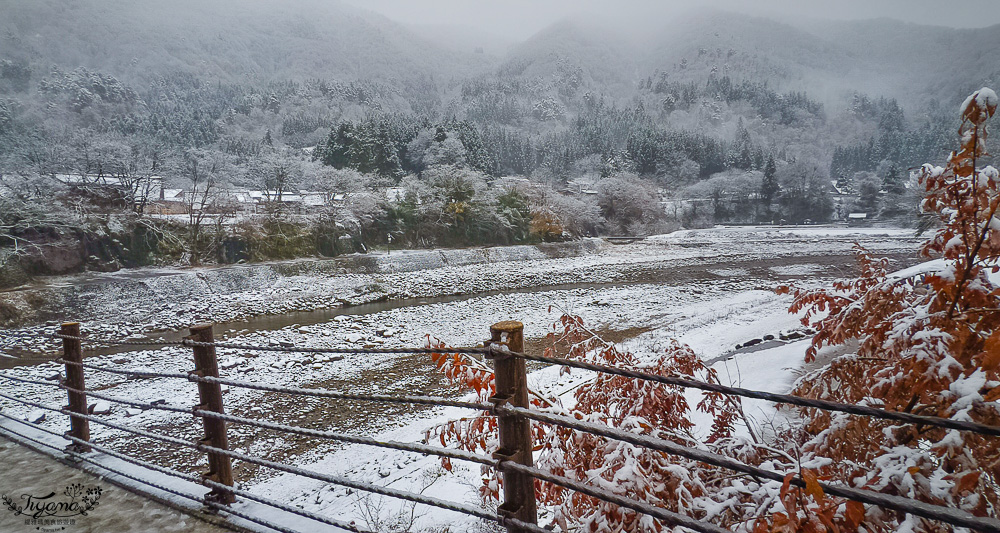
left=0, top=437, right=236, bottom=533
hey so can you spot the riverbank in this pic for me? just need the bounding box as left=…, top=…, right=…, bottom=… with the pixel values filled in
left=0, top=226, right=921, bottom=361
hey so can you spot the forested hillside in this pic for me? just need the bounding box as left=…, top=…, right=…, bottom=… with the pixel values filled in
left=1, top=0, right=997, bottom=285
left=0, top=0, right=492, bottom=86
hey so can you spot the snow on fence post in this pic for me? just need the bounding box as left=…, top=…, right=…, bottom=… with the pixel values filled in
left=187, top=323, right=236, bottom=504
left=60, top=322, right=91, bottom=452
left=488, top=320, right=539, bottom=532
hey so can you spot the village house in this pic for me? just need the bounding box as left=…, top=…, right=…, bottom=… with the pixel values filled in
left=847, top=212, right=870, bottom=226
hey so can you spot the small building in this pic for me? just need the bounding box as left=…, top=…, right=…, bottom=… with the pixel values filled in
left=564, top=179, right=598, bottom=195
left=149, top=188, right=187, bottom=214
left=300, top=191, right=329, bottom=208
left=847, top=212, right=869, bottom=226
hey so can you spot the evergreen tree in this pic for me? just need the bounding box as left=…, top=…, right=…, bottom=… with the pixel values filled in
left=879, top=163, right=909, bottom=218
left=881, top=163, right=904, bottom=195
left=857, top=177, right=881, bottom=214
left=320, top=123, right=354, bottom=169
left=759, top=155, right=779, bottom=219
left=731, top=118, right=753, bottom=170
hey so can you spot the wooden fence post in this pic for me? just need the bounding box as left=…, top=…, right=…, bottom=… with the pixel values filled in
left=188, top=323, right=236, bottom=504
left=488, top=320, right=539, bottom=532
left=60, top=322, right=90, bottom=453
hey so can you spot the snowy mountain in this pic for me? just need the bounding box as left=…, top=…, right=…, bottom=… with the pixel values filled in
left=800, top=18, right=1000, bottom=108
left=494, top=10, right=1000, bottom=111
left=4, top=1, right=997, bottom=112
left=499, top=18, right=641, bottom=96
left=0, top=0, right=491, bottom=86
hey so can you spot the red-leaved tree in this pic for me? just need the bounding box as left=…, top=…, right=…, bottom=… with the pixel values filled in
left=774, top=88, right=1000, bottom=531
left=426, top=315, right=768, bottom=531
left=427, top=88, right=1000, bottom=532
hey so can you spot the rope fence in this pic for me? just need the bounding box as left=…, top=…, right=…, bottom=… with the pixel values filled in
left=0, top=321, right=997, bottom=533
left=57, top=358, right=493, bottom=411
left=0, top=386, right=528, bottom=531
left=0, top=412, right=372, bottom=533
left=36, top=330, right=1000, bottom=438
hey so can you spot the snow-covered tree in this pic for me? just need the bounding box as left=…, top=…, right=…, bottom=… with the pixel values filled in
left=776, top=87, right=1000, bottom=531
left=425, top=314, right=745, bottom=532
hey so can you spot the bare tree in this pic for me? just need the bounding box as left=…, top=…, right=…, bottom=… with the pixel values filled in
left=595, top=173, right=666, bottom=235
left=248, top=149, right=304, bottom=219
left=0, top=173, right=82, bottom=279
left=184, top=149, right=233, bottom=265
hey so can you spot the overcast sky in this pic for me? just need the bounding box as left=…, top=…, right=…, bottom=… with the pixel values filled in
left=345, top=0, right=1000, bottom=40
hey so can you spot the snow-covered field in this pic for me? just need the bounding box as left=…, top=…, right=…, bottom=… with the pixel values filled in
left=0, top=226, right=923, bottom=532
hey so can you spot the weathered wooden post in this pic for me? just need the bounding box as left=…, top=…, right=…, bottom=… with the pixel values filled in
left=488, top=320, right=539, bottom=532
left=60, top=322, right=90, bottom=452
left=187, top=323, right=236, bottom=504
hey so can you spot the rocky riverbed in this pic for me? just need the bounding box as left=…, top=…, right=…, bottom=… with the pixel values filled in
left=0, top=225, right=924, bottom=531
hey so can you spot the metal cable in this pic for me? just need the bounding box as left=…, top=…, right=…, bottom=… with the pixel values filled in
left=510, top=351, right=1000, bottom=438
left=11, top=330, right=999, bottom=529
left=57, top=385, right=195, bottom=416
left=184, top=435, right=535, bottom=532
left=0, top=389, right=196, bottom=446
left=57, top=358, right=191, bottom=380
left=59, top=424, right=374, bottom=533
left=43, top=330, right=1000, bottom=438
left=498, top=460, right=729, bottom=533
left=192, top=375, right=494, bottom=411
left=192, top=341, right=494, bottom=356
left=49, top=333, right=185, bottom=347
left=57, top=359, right=493, bottom=411
left=187, top=407, right=498, bottom=467
left=50, top=332, right=497, bottom=355
left=199, top=476, right=372, bottom=533
left=0, top=374, right=497, bottom=474
left=502, top=405, right=1000, bottom=532
left=0, top=413, right=371, bottom=533
left=190, top=440, right=509, bottom=525
left=0, top=390, right=505, bottom=525
left=51, top=381, right=498, bottom=468
left=0, top=371, right=68, bottom=389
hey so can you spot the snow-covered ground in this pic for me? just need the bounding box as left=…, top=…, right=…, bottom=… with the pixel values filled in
left=0, top=226, right=923, bottom=531
left=1, top=225, right=919, bottom=356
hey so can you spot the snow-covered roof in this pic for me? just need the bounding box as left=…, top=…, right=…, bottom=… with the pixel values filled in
left=301, top=192, right=327, bottom=207
left=56, top=174, right=163, bottom=186
left=161, top=189, right=184, bottom=201
left=829, top=180, right=853, bottom=195
left=232, top=192, right=256, bottom=204
left=497, top=176, right=529, bottom=185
